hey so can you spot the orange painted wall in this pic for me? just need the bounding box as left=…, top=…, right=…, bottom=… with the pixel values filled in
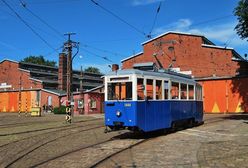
left=199, top=78, right=248, bottom=113
left=0, top=90, right=40, bottom=112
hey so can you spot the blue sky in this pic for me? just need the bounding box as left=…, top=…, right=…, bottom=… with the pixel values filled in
left=0, top=0, right=247, bottom=73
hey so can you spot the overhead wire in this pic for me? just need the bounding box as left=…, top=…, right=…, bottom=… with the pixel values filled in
left=81, top=43, right=126, bottom=57
left=80, top=47, right=113, bottom=63
left=1, top=0, right=58, bottom=53
left=19, top=0, right=65, bottom=41
left=90, top=0, right=147, bottom=37
left=148, top=1, right=162, bottom=38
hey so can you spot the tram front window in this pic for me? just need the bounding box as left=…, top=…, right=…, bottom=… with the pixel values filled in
left=107, top=82, right=132, bottom=100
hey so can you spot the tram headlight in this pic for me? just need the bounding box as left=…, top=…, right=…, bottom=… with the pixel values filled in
left=116, top=111, right=121, bottom=117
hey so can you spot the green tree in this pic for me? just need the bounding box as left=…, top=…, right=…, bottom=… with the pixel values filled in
left=234, top=0, right=248, bottom=40
left=84, top=66, right=101, bottom=74
left=21, top=55, right=56, bottom=67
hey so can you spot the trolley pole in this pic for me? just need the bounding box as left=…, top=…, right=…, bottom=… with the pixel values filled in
left=63, top=32, right=79, bottom=123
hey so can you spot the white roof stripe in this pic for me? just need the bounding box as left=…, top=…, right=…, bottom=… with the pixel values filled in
left=141, top=31, right=204, bottom=45
left=121, top=52, right=143, bottom=62
left=201, top=44, right=233, bottom=50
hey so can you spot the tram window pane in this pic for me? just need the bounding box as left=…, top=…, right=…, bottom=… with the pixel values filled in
left=171, top=82, right=179, bottom=99
left=156, top=80, right=162, bottom=100
left=137, top=78, right=145, bottom=100
left=180, top=83, right=187, bottom=100
left=164, top=81, right=169, bottom=99
left=196, top=85, right=202, bottom=101
left=107, top=82, right=132, bottom=100
left=188, top=85, right=194, bottom=100
left=146, top=79, right=153, bottom=100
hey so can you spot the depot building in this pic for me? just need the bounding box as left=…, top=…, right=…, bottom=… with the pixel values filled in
left=120, top=31, right=248, bottom=113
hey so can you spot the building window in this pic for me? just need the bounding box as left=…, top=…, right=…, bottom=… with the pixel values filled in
left=171, top=82, right=179, bottom=99
left=78, top=100, right=84, bottom=108
left=146, top=79, right=153, bottom=100
left=156, top=80, right=162, bottom=100
left=90, top=98, right=96, bottom=109
left=180, top=83, right=187, bottom=100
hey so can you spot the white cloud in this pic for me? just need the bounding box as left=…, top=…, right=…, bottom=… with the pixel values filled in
left=153, top=19, right=247, bottom=47
left=132, top=0, right=163, bottom=6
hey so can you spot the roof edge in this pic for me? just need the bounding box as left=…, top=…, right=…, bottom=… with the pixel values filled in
left=142, top=31, right=204, bottom=46
left=0, top=59, right=19, bottom=64
left=121, top=52, right=143, bottom=63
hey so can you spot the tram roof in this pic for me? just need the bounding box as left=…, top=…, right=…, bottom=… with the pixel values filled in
left=105, top=69, right=196, bottom=82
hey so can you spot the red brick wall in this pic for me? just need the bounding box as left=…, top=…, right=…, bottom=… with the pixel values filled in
left=0, top=60, right=43, bottom=90
left=40, top=90, right=60, bottom=108
left=122, top=33, right=242, bottom=78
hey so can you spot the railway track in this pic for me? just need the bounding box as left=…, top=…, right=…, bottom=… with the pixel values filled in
left=0, top=118, right=102, bottom=137
left=0, top=118, right=103, bottom=148
left=0, top=117, right=102, bottom=129
left=0, top=114, right=231, bottom=168
left=0, top=123, right=105, bottom=168
left=87, top=117, right=230, bottom=167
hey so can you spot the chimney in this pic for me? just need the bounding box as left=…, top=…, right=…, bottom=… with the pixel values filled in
left=112, top=64, right=119, bottom=71
left=58, top=53, right=67, bottom=90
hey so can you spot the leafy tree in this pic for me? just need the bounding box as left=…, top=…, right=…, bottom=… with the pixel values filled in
left=84, top=66, right=101, bottom=74
left=21, top=55, right=56, bottom=67
left=234, top=0, right=248, bottom=40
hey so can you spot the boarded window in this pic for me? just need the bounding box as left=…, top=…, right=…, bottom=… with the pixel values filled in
left=156, top=80, right=162, bottom=100
left=164, top=81, right=169, bottom=99
left=146, top=79, right=154, bottom=100
left=189, top=85, right=194, bottom=100
left=171, top=82, right=179, bottom=99
left=137, top=78, right=145, bottom=100
left=180, top=83, right=187, bottom=100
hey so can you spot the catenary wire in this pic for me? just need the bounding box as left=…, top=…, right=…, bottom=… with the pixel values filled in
left=19, top=0, right=65, bottom=41
left=1, top=0, right=58, bottom=53
left=90, top=0, right=147, bottom=37
left=148, top=1, right=162, bottom=38
left=80, top=47, right=113, bottom=63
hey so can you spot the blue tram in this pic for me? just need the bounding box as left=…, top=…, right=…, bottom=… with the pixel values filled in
left=104, top=69, right=203, bottom=132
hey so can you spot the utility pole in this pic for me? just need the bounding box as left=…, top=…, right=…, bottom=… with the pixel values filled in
left=63, top=32, right=79, bottom=123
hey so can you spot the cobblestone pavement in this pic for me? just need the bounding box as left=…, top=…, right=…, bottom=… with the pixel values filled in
left=98, top=114, right=248, bottom=168
left=0, top=113, right=248, bottom=168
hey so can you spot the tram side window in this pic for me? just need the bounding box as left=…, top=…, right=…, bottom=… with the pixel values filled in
left=171, top=82, right=179, bottom=99
left=180, top=83, right=187, bottom=100
left=188, top=85, right=194, bottom=100
left=146, top=79, right=154, bottom=100
left=137, top=78, right=145, bottom=100
left=164, top=81, right=169, bottom=99
left=156, top=80, right=162, bottom=100
left=107, top=82, right=132, bottom=100
left=196, top=85, right=202, bottom=101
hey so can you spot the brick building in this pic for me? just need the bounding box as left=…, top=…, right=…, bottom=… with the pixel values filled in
left=121, top=31, right=248, bottom=113
left=0, top=56, right=104, bottom=114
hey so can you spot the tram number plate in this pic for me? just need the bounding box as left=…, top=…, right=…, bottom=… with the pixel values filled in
left=124, top=103, right=131, bottom=107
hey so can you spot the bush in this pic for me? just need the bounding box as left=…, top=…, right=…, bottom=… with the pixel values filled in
left=53, top=105, right=66, bottom=114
